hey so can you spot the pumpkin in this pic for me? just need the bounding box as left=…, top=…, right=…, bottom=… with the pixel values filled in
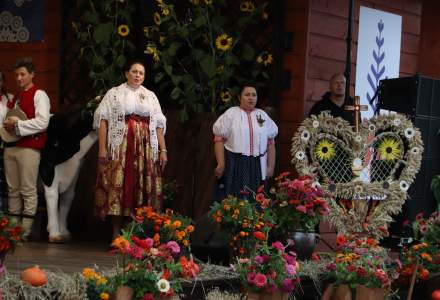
left=21, top=265, right=47, bottom=286
left=432, top=290, right=440, bottom=300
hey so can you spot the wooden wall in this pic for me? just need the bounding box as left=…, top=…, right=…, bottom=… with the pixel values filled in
left=305, top=0, right=422, bottom=109
left=0, top=0, right=61, bottom=112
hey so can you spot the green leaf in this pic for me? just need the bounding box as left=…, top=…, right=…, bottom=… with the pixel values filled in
left=155, top=72, right=165, bottom=83
left=171, top=87, right=182, bottom=100
left=431, top=175, right=440, bottom=206
left=163, top=65, right=173, bottom=76
left=200, top=56, right=216, bottom=78
left=83, top=11, right=99, bottom=24
left=193, top=15, right=206, bottom=28
left=93, top=23, right=114, bottom=45
left=241, top=43, right=255, bottom=61
left=116, top=55, right=126, bottom=68
left=167, top=42, right=181, bottom=57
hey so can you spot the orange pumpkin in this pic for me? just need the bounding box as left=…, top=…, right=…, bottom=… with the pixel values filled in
left=21, top=265, right=47, bottom=286
left=432, top=290, right=440, bottom=300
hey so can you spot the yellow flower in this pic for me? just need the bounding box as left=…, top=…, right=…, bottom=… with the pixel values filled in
left=378, top=138, right=401, bottom=161
left=240, top=1, right=255, bottom=13
left=100, top=293, right=110, bottom=300
left=161, top=6, right=170, bottom=16
left=96, top=276, right=108, bottom=285
left=190, top=0, right=200, bottom=4
left=154, top=12, right=161, bottom=25
left=143, top=26, right=149, bottom=35
left=215, top=34, right=233, bottom=51
left=117, top=24, right=130, bottom=37
left=82, top=268, right=98, bottom=279
left=155, top=0, right=163, bottom=3
left=220, top=90, right=232, bottom=102
left=315, top=139, right=335, bottom=160
left=159, top=35, right=166, bottom=44
left=117, top=0, right=125, bottom=2
left=256, top=52, right=273, bottom=66
left=204, top=0, right=212, bottom=4
left=145, top=46, right=160, bottom=62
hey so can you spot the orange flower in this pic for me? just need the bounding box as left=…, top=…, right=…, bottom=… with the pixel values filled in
left=421, top=252, right=433, bottom=262
left=173, top=220, right=182, bottom=228
left=253, top=231, right=266, bottom=241
left=153, top=233, right=161, bottom=244
left=111, top=236, right=129, bottom=251
left=186, top=225, right=194, bottom=233
left=367, top=237, right=377, bottom=246
left=336, top=235, right=346, bottom=247
left=419, top=268, right=430, bottom=280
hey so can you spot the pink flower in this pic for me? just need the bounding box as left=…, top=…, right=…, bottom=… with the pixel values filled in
left=296, top=205, right=307, bottom=213
left=254, top=255, right=264, bottom=264
left=127, top=245, right=144, bottom=259
left=254, top=273, right=268, bottom=287
left=282, top=278, right=295, bottom=292
left=271, top=241, right=284, bottom=251
left=166, top=241, right=180, bottom=255
left=357, top=267, right=368, bottom=277
left=247, top=272, right=256, bottom=284
left=268, top=271, right=277, bottom=279
left=326, top=263, right=336, bottom=271
left=286, top=264, right=296, bottom=275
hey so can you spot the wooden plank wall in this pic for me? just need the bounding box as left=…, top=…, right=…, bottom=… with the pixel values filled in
left=418, top=0, right=440, bottom=78
left=0, top=0, right=61, bottom=112
left=304, top=0, right=422, bottom=113
left=278, top=0, right=310, bottom=173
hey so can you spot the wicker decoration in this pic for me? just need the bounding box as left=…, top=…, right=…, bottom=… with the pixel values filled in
left=291, top=112, right=423, bottom=237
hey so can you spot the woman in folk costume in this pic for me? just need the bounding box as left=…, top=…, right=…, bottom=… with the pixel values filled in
left=94, top=60, right=167, bottom=239
left=0, top=70, right=12, bottom=212
left=213, top=84, right=278, bottom=199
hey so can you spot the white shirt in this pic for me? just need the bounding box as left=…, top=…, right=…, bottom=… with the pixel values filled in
left=213, top=106, right=278, bottom=179
left=0, top=93, right=12, bottom=123
left=16, top=90, right=51, bottom=137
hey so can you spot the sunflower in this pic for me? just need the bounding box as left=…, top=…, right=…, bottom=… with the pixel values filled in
left=161, top=6, right=170, bottom=16
left=145, top=46, right=160, bottom=62
left=315, top=139, right=335, bottom=160
left=117, top=24, right=130, bottom=37
left=215, top=34, right=233, bottom=51
left=377, top=138, right=401, bottom=161
left=154, top=12, right=161, bottom=25
left=220, top=90, right=232, bottom=102
left=256, top=52, right=274, bottom=66
left=204, top=0, right=212, bottom=4
left=240, top=1, right=255, bottom=12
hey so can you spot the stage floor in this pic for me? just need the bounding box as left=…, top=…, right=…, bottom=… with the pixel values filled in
left=5, top=241, right=117, bottom=274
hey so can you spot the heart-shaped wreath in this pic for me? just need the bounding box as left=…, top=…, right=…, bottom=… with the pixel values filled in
left=291, top=112, right=423, bottom=237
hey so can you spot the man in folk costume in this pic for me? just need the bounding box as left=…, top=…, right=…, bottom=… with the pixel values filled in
left=3, top=57, right=51, bottom=240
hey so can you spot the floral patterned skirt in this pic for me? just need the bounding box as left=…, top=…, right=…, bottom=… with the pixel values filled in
left=95, top=115, right=162, bottom=219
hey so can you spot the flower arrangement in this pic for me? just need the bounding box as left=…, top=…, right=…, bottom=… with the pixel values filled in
left=128, top=206, right=194, bottom=248
left=82, top=268, right=111, bottom=300
left=399, top=212, right=440, bottom=283
left=326, top=235, right=400, bottom=290
left=268, top=172, right=330, bottom=234
left=0, top=215, right=23, bottom=256
left=209, top=195, right=274, bottom=256
left=143, top=0, right=273, bottom=120
left=234, top=241, right=299, bottom=294
left=83, top=206, right=199, bottom=299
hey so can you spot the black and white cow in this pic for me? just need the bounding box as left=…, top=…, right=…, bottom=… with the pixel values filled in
left=39, top=108, right=97, bottom=243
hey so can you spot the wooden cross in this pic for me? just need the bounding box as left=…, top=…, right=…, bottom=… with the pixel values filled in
left=345, top=96, right=368, bottom=132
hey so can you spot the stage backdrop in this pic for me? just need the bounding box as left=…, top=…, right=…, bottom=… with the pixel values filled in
left=0, top=0, right=44, bottom=42
left=355, top=6, right=402, bottom=118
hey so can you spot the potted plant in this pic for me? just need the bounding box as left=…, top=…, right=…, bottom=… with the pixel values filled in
left=323, top=235, right=400, bottom=300
left=398, top=211, right=440, bottom=300
left=264, top=172, right=331, bottom=260
left=234, top=241, right=299, bottom=300
left=0, top=214, right=23, bottom=274
left=209, top=195, right=274, bottom=258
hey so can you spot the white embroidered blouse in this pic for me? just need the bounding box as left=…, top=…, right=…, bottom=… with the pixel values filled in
left=93, top=83, right=166, bottom=161
left=213, top=106, right=278, bottom=179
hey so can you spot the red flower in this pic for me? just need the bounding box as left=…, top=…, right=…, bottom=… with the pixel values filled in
left=253, top=231, right=266, bottom=241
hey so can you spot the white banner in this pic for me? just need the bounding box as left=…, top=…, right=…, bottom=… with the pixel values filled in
left=355, top=6, right=402, bottom=118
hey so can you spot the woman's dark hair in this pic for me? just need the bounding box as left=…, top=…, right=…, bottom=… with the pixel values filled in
left=238, top=82, right=258, bottom=96
left=0, top=70, right=10, bottom=101
left=123, top=59, right=146, bottom=73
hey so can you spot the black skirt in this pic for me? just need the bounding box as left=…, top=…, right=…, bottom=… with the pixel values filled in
left=218, top=149, right=262, bottom=201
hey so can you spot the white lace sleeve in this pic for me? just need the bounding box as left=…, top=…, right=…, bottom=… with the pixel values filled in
left=93, top=90, right=111, bottom=129
left=147, top=90, right=166, bottom=161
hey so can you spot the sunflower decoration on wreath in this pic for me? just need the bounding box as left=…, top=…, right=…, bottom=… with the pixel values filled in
left=291, top=112, right=423, bottom=237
